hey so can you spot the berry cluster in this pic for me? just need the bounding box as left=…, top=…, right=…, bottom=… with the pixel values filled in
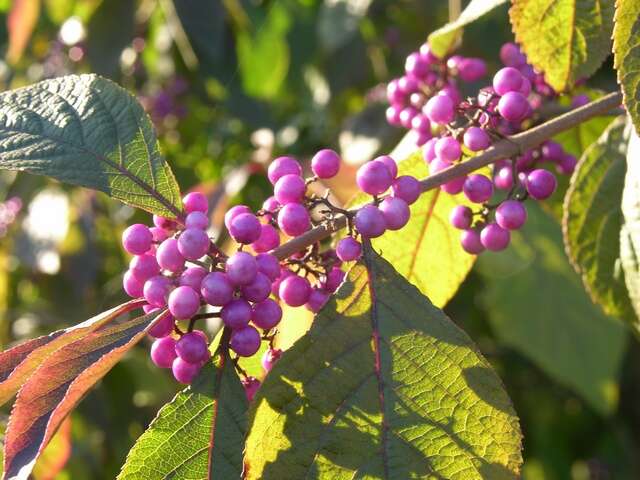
left=0, top=197, right=22, bottom=238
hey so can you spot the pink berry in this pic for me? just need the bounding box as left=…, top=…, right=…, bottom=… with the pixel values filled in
left=229, top=213, right=262, bottom=244
left=262, top=196, right=280, bottom=213
left=168, top=286, right=200, bottom=319
left=526, top=169, right=557, bottom=200
left=311, top=149, right=341, bottom=178
left=268, top=156, right=302, bottom=184
left=251, top=224, right=280, bottom=253
left=240, top=272, right=272, bottom=302
left=177, top=228, right=210, bottom=260
left=151, top=336, right=177, bottom=368
left=201, top=272, right=234, bottom=306
left=463, top=174, right=493, bottom=203
left=497, top=92, right=529, bottom=122
left=458, top=58, right=487, bottom=82
left=411, top=114, right=431, bottom=133
left=279, top=275, right=311, bottom=307
left=336, top=237, right=362, bottom=262
left=375, top=155, right=398, bottom=179
left=157, top=238, right=185, bottom=273
left=224, top=205, right=251, bottom=231
left=230, top=326, right=261, bottom=357
left=493, top=67, right=524, bottom=95
left=441, top=175, right=466, bottom=195
left=306, top=288, right=330, bottom=313
left=122, top=224, right=153, bottom=255
left=183, top=192, right=208, bottom=214
left=176, top=330, right=209, bottom=363
left=354, top=204, right=386, bottom=238
left=150, top=227, right=169, bottom=243
left=494, top=166, right=514, bottom=190
left=251, top=299, right=282, bottom=329
left=480, top=223, right=511, bottom=251
left=178, top=266, right=207, bottom=291
left=255, top=253, right=280, bottom=281
left=148, top=310, right=174, bottom=338
left=379, top=197, right=410, bottom=231
left=262, top=348, right=282, bottom=373
left=185, top=211, right=209, bottom=230
left=123, top=270, right=144, bottom=298
left=153, top=215, right=176, bottom=231
left=423, top=138, right=437, bottom=164
left=274, top=174, right=306, bottom=205
left=128, top=255, right=158, bottom=281
left=356, top=161, right=393, bottom=196
left=460, top=228, right=485, bottom=254
left=500, top=43, right=526, bottom=67
left=450, top=205, right=473, bottom=230
left=226, top=251, right=258, bottom=286
left=172, top=357, right=201, bottom=384
left=463, top=127, right=490, bottom=152
left=392, top=175, right=421, bottom=205
left=242, top=376, right=261, bottom=401
left=424, top=93, right=455, bottom=124
left=324, top=267, right=345, bottom=293
left=495, top=200, right=527, bottom=230
left=277, top=203, right=310, bottom=237
left=143, top=275, right=173, bottom=307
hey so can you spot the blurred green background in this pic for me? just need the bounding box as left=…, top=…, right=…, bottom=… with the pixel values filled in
left=0, top=0, right=635, bottom=479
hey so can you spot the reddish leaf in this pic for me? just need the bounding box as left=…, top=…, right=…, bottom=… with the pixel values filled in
left=0, top=299, right=145, bottom=406
left=6, top=0, right=41, bottom=65
left=2, top=310, right=158, bottom=480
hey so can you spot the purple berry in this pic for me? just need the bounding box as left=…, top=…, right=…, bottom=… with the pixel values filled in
left=480, top=223, right=511, bottom=251
left=130, top=254, right=160, bottom=284
left=526, top=169, right=557, bottom=200
left=392, top=175, right=421, bottom=205
left=500, top=43, right=526, bottom=67
left=405, top=51, right=429, bottom=78
left=458, top=58, right=487, bottom=82
left=157, top=238, right=185, bottom=273
left=262, top=196, right=279, bottom=213
left=519, top=77, right=532, bottom=97
left=185, top=211, right=209, bottom=230
left=379, top=197, right=410, bottom=231
left=435, top=137, right=462, bottom=162
left=279, top=275, right=311, bottom=307
left=571, top=94, right=590, bottom=108
left=243, top=376, right=261, bottom=401
left=356, top=161, right=393, bottom=195
left=463, top=127, right=490, bottom=152
left=441, top=175, right=466, bottom=195
left=274, top=174, right=306, bottom=205
left=123, top=270, right=144, bottom=298
left=226, top=251, right=258, bottom=286
left=251, top=298, right=282, bottom=330
left=150, top=227, right=169, bottom=243
left=324, top=267, right=345, bottom=293
left=463, top=174, right=493, bottom=203
left=172, top=357, right=201, bottom=384
left=176, top=331, right=209, bottom=363
left=151, top=337, right=177, bottom=368
left=424, top=93, right=455, bottom=124
left=201, top=272, right=234, bottom=306
left=168, top=286, right=200, bottom=319
left=229, top=213, right=262, bottom=244
left=541, top=140, right=564, bottom=162
left=460, top=229, right=485, bottom=254
left=143, top=275, right=173, bottom=307
left=411, top=114, right=431, bottom=133
left=496, top=200, right=527, bottom=230
left=336, top=237, right=362, bottom=262
left=224, top=205, right=252, bottom=231
left=177, top=228, right=210, bottom=260
left=494, top=166, right=514, bottom=190
left=312, top=149, right=341, bottom=178
left=178, top=266, right=207, bottom=291
left=387, top=79, right=404, bottom=103
left=375, top=155, right=398, bottom=179
left=221, top=298, right=252, bottom=329
left=450, top=205, right=473, bottom=230
left=148, top=310, right=174, bottom=338
left=240, top=272, right=272, bottom=302
left=251, top=224, right=280, bottom=253
left=153, top=215, right=176, bottom=231
left=277, top=203, right=311, bottom=237
left=268, top=156, right=302, bottom=184
left=306, top=288, right=329, bottom=313
left=354, top=204, right=386, bottom=238
left=429, top=158, right=452, bottom=176
left=183, top=192, right=208, bottom=214
left=255, top=253, right=280, bottom=281
left=122, top=224, right=153, bottom=255
left=230, top=326, right=261, bottom=357
left=440, top=84, right=461, bottom=105
left=493, top=67, right=524, bottom=95
left=423, top=138, right=437, bottom=164
left=497, top=91, right=529, bottom=122
left=262, top=348, right=282, bottom=373
left=386, top=106, right=402, bottom=126
left=558, top=154, right=577, bottom=175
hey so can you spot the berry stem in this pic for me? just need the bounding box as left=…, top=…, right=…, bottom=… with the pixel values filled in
left=270, top=91, right=622, bottom=260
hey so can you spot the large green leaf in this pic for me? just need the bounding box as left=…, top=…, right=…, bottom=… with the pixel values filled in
left=245, top=244, right=523, bottom=479
left=428, top=0, right=508, bottom=58
left=620, top=128, right=640, bottom=323
left=478, top=205, right=627, bottom=415
left=0, top=74, right=183, bottom=218
left=117, top=351, right=247, bottom=480
left=348, top=153, right=476, bottom=308
left=509, top=0, right=614, bottom=92
left=613, top=0, right=640, bottom=135
left=563, top=118, right=637, bottom=327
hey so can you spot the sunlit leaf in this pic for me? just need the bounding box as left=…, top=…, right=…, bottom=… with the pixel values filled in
left=32, top=418, right=72, bottom=480
left=613, top=0, right=640, bottom=135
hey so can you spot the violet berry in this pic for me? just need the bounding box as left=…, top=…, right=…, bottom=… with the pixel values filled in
left=143, top=275, right=173, bottom=307
left=356, top=161, right=393, bottom=196
left=201, top=272, right=234, bottom=306
left=379, top=197, right=410, bottom=231
left=251, top=298, right=282, bottom=330
left=176, top=330, right=209, bottom=363
left=463, top=127, right=490, bottom=152
left=495, top=200, right=527, bottom=230
left=424, top=94, right=455, bottom=125
left=279, top=275, right=311, bottom=307
left=526, top=169, right=557, bottom=200
left=230, top=326, right=261, bottom=357
left=122, top=224, right=153, bottom=255
left=172, top=357, right=201, bottom=384
left=156, top=238, right=185, bottom=273
left=450, top=205, right=473, bottom=230
left=274, top=174, right=306, bottom=205
left=268, top=156, right=302, bottom=184
left=221, top=298, right=252, bottom=329
left=150, top=337, right=177, bottom=368
left=463, top=174, right=494, bottom=203
left=460, top=228, right=485, bottom=254
left=354, top=204, right=386, bottom=238
left=277, top=203, right=311, bottom=237
left=336, top=237, right=362, bottom=262
left=226, top=251, right=258, bottom=286
left=168, top=286, right=200, bottom=319
left=392, top=175, right=421, bottom=205
left=229, top=213, right=262, bottom=245
left=312, top=149, right=341, bottom=178
left=183, top=192, right=208, bottom=214
left=177, top=228, right=210, bottom=260
left=480, top=223, right=511, bottom=251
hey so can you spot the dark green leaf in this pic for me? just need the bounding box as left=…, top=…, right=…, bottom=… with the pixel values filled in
left=0, top=75, right=183, bottom=218
left=245, top=244, right=523, bottom=479
left=613, top=0, right=640, bottom=135
left=510, top=0, right=614, bottom=91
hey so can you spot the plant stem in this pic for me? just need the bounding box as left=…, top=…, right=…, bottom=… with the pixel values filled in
left=270, top=91, right=622, bottom=261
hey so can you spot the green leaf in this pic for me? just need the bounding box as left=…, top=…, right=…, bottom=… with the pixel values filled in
left=428, top=0, right=508, bottom=58
left=2, top=310, right=158, bottom=480
left=0, top=299, right=144, bottom=407
left=613, top=0, right=640, bottom=135
left=245, top=244, right=523, bottom=479
left=478, top=205, right=627, bottom=415
left=509, top=0, right=614, bottom=92
left=563, top=117, right=637, bottom=327
left=117, top=350, right=247, bottom=480
left=0, top=74, right=183, bottom=218
left=348, top=152, right=477, bottom=308
left=620, top=127, right=640, bottom=322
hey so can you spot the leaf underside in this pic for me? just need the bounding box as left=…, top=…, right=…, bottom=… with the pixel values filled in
left=244, top=244, right=522, bottom=479
left=613, top=0, right=640, bottom=136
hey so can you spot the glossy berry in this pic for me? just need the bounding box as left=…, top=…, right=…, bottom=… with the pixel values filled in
left=183, top=192, right=208, bottom=214
left=312, top=149, right=341, bottom=178
left=411, top=114, right=431, bottom=133
left=176, top=331, right=209, bottom=363
left=177, top=228, right=209, bottom=260
left=497, top=91, right=529, bottom=122
left=255, top=253, right=280, bottom=281
left=123, top=270, right=144, bottom=298
left=336, top=237, right=362, bottom=262
left=241, top=272, right=272, bottom=303
left=230, top=326, right=261, bottom=357
left=494, top=166, right=514, bottom=190
left=424, top=94, right=455, bottom=124
left=172, top=357, right=201, bottom=384
left=356, top=161, right=393, bottom=195
left=226, top=251, right=258, bottom=286
left=274, top=174, right=306, bottom=205
left=435, top=137, right=462, bottom=162
left=168, top=286, right=200, bottom=319
left=324, top=267, right=345, bottom=293
left=354, top=204, right=386, bottom=238
left=185, top=211, right=209, bottom=230
left=279, top=275, right=311, bottom=307
left=392, top=175, right=421, bottom=205
left=243, top=376, right=261, bottom=401
left=306, top=288, right=329, bottom=313
left=493, top=67, right=523, bottom=95
left=480, top=223, right=511, bottom=251
left=201, top=272, right=234, bottom=306
left=150, top=337, right=177, bottom=368
left=526, top=169, right=557, bottom=200
left=441, top=175, right=466, bottom=195
left=558, top=154, right=577, bottom=175
left=460, top=228, right=485, bottom=254
left=122, top=224, right=153, bottom=255
left=251, top=224, right=280, bottom=253
left=147, top=311, right=175, bottom=338
left=541, top=140, right=564, bottom=161
left=178, top=266, right=207, bottom=291
left=224, top=205, right=251, bottom=231
left=376, top=156, right=398, bottom=179
left=277, top=203, right=310, bottom=237
left=496, top=200, right=527, bottom=230
left=262, top=196, right=279, bottom=214
left=156, top=238, right=185, bottom=273
left=463, top=174, right=493, bottom=203
left=423, top=138, right=437, bottom=164
left=379, top=197, right=410, bottom=231
left=262, top=348, right=282, bottom=373
left=229, top=213, right=262, bottom=244
left=268, top=156, right=302, bottom=184
left=449, top=205, right=473, bottom=230
left=143, top=275, right=173, bottom=307
left=463, top=127, right=490, bottom=152
left=251, top=298, right=283, bottom=329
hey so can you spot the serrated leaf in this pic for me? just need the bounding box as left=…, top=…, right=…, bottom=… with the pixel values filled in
left=478, top=205, right=627, bottom=415
left=245, top=244, right=523, bottom=479
left=0, top=299, right=145, bottom=407
left=2, top=310, right=158, bottom=480
left=509, top=0, right=614, bottom=92
left=0, top=74, right=183, bottom=218
left=348, top=152, right=476, bottom=308
left=620, top=127, right=640, bottom=321
left=31, top=418, right=72, bottom=480
left=117, top=351, right=247, bottom=480
left=563, top=118, right=637, bottom=327
left=613, top=0, right=640, bottom=135
left=428, top=0, right=508, bottom=58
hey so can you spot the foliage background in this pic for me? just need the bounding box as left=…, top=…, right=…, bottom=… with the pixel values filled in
left=0, top=0, right=636, bottom=478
